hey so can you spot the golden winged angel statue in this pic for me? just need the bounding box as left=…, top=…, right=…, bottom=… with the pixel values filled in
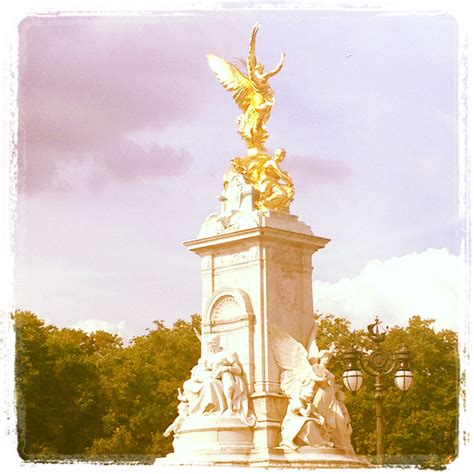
left=207, top=23, right=295, bottom=212
left=207, top=22, right=284, bottom=153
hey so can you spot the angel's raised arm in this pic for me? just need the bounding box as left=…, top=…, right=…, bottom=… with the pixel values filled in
left=264, top=52, right=286, bottom=80
left=247, top=22, right=259, bottom=79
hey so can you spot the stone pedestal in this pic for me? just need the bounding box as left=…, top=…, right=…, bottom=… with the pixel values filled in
left=158, top=175, right=369, bottom=468
left=184, top=211, right=329, bottom=454
left=165, top=415, right=254, bottom=465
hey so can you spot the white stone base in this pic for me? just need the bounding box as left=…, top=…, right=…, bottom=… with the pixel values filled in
left=249, top=446, right=369, bottom=468
left=158, top=421, right=369, bottom=469
left=170, top=414, right=254, bottom=454
left=158, top=446, right=369, bottom=468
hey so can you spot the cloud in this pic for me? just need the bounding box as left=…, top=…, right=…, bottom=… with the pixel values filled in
left=19, top=139, right=193, bottom=193
left=19, top=19, right=203, bottom=148
left=100, top=140, right=193, bottom=182
left=313, top=248, right=461, bottom=331
left=287, top=154, right=351, bottom=187
left=70, top=318, right=129, bottom=341
left=18, top=17, right=208, bottom=193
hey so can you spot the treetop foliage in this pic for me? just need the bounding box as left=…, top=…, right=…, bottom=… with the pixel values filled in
left=13, top=310, right=458, bottom=467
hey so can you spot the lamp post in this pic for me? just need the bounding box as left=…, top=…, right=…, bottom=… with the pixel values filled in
left=342, top=317, right=413, bottom=465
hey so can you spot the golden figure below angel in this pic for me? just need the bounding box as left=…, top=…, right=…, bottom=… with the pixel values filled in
left=207, top=23, right=295, bottom=212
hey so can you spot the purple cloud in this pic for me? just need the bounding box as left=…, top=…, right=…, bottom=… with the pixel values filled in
left=19, top=139, right=193, bottom=194
left=18, top=17, right=209, bottom=193
left=286, top=154, right=351, bottom=187
left=100, top=140, right=193, bottom=182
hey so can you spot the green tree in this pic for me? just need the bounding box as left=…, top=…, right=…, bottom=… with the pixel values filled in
left=314, top=314, right=458, bottom=467
left=15, top=310, right=52, bottom=457
left=14, top=311, right=112, bottom=457
left=382, top=316, right=458, bottom=466
left=86, top=315, right=201, bottom=460
left=14, top=310, right=458, bottom=466
left=14, top=310, right=201, bottom=461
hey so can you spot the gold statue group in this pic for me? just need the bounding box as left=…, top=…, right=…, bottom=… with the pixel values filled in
left=207, top=23, right=295, bottom=212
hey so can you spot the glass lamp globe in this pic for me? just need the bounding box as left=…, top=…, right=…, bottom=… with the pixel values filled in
left=394, top=369, right=413, bottom=391
left=343, top=369, right=363, bottom=392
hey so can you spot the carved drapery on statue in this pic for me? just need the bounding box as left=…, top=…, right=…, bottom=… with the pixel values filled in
left=207, top=23, right=295, bottom=213
left=269, top=321, right=355, bottom=453
left=280, top=397, right=333, bottom=450
left=164, top=334, right=256, bottom=438
left=312, top=351, right=354, bottom=452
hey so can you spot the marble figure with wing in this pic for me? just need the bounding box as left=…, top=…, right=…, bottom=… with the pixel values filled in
left=270, top=322, right=355, bottom=452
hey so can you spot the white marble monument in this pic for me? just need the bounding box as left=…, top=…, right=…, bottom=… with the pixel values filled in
left=157, top=23, right=368, bottom=468
left=159, top=172, right=367, bottom=467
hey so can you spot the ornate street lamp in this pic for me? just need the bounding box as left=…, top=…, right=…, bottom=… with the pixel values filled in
left=342, top=347, right=363, bottom=392
left=342, top=317, right=413, bottom=465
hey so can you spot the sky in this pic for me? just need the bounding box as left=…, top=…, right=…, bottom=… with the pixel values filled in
left=12, top=10, right=462, bottom=341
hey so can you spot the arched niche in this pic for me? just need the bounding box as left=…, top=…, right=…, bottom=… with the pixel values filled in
left=203, top=287, right=255, bottom=390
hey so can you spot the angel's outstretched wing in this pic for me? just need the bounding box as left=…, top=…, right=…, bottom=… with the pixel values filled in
left=269, top=324, right=315, bottom=399
left=247, top=22, right=259, bottom=77
left=307, top=318, right=320, bottom=363
left=206, top=54, right=254, bottom=113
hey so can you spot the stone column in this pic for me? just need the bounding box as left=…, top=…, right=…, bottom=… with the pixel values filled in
left=184, top=211, right=329, bottom=452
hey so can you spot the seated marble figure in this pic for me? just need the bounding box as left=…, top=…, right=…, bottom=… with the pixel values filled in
left=180, top=334, right=255, bottom=425
left=311, top=350, right=354, bottom=453
left=280, top=384, right=333, bottom=450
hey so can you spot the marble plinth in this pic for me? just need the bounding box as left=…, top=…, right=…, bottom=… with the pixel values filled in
left=156, top=183, right=368, bottom=468
left=172, top=415, right=254, bottom=452
left=161, top=444, right=369, bottom=468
